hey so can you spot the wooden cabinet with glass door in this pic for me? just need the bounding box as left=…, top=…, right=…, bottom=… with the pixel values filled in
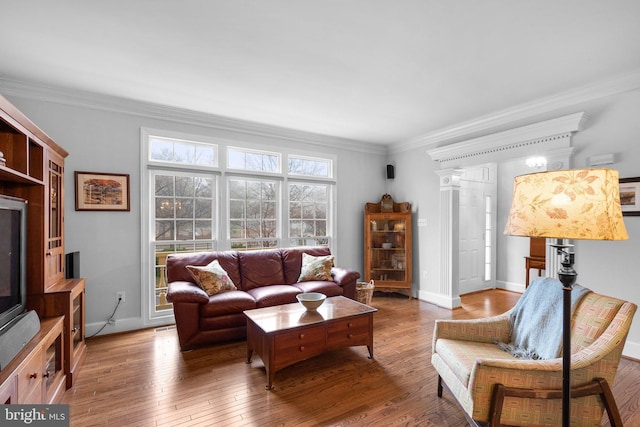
left=45, top=150, right=65, bottom=288
left=364, top=195, right=412, bottom=298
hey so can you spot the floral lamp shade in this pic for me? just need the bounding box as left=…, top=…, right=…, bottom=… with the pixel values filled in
left=503, top=168, right=628, bottom=240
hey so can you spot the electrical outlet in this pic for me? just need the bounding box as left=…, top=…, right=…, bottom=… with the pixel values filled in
left=117, top=291, right=125, bottom=303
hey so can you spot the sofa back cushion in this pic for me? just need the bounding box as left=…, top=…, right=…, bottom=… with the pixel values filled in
left=166, top=247, right=334, bottom=290
left=281, top=246, right=332, bottom=284
left=237, top=249, right=286, bottom=290
left=166, top=251, right=241, bottom=288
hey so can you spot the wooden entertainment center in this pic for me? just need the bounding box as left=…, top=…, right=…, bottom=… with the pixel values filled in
left=0, top=93, right=86, bottom=404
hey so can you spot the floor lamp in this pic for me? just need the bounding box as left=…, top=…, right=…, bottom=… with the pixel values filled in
left=503, top=168, right=628, bottom=427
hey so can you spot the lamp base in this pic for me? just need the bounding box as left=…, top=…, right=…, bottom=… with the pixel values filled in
left=549, top=239, right=576, bottom=427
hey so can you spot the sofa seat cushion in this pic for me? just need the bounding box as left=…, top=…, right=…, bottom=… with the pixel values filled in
left=200, top=290, right=257, bottom=317
left=434, top=338, right=515, bottom=386
left=294, top=280, right=343, bottom=297
left=246, top=285, right=301, bottom=308
left=200, top=313, right=247, bottom=331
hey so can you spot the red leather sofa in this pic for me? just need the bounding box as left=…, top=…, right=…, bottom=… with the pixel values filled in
left=166, top=246, right=360, bottom=350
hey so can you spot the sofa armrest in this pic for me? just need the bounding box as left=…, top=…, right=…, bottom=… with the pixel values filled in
left=331, top=267, right=360, bottom=300
left=166, top=281, right=209, bottom=304
left=432, top=312, right=511, bottom=351
left=331, top=267, right=360, bottom=287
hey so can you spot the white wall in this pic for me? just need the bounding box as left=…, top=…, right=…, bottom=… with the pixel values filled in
left=569, top=90, right=640, bottom=358
left=385, top=148, right=441, bottom=297
left=6, top=95, right=387, bottom=335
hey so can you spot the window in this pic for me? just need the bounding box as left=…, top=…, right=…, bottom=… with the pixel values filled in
left=228, top=146, right=280, bottom=173
left=155, top=174, right=215, bottom=242
left=149, top=136, right=217, bottom=167
left=151, top=170, right=216, bottom=315
left=288, top=155, right=332, bottom=178
left=142, top=128, right=336, bottom=324
left=228, top=177, right=279, bottom=249
left=484, top=195, right=492, bottom=281
left=288, top=183, right=329, bottom=246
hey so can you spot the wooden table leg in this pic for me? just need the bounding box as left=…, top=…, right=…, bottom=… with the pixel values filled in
left=266, top=369, right=275, bottom=390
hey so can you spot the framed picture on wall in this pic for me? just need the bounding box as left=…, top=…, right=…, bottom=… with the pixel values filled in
left=619, top=177, right=640, bottom=216
left=75, top=171, right=130, bottom=211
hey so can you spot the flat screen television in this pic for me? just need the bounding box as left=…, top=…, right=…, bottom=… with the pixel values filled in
left=0, top=194, right=27, bottom=332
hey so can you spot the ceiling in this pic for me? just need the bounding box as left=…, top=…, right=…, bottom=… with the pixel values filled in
left=1, top=1, right=640, bottom=145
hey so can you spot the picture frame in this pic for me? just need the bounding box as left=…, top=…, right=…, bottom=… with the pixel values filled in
left=75, top=171, right=130, bottom=211
left=619, top=177, right=640, bottom=216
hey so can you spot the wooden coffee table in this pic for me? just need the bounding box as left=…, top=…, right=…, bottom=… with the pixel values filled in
left=244, top=295, right=376, bottom=390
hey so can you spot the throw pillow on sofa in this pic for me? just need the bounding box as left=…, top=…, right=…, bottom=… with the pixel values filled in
left=186, top=260, right=237, bottom=296
left=298, top=253, right=334, bottom=282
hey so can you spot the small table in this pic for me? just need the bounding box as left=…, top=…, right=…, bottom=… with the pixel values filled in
left=244, top=296, right=376, bottom=390
left=525, top=256, right=546, bottom=287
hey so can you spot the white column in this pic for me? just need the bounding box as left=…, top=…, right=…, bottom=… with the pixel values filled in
left=433, top=169, right=462, bottom=308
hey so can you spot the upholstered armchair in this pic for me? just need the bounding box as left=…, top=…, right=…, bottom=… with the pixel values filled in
left=431, top=291, right=636, bottom=427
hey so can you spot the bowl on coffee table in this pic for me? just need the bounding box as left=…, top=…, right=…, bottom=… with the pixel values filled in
left=296, top=292, right=326, bottom=311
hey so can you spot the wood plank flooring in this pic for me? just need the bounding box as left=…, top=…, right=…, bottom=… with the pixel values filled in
left=61, top=290, right=640, bottom=426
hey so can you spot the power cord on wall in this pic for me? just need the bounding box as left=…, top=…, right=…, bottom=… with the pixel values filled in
left=87, top=296, right=122, bottom=338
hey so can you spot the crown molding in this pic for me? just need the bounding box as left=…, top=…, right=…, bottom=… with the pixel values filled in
left=395, top=68, right=640, bottom=153
left=3, top=68, right=639, bottom=158
left=427, top=113, right=585, bottom=169
left=0, top=77, right=387, bottom=156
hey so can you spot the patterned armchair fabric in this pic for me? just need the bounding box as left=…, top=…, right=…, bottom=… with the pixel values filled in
left=431, top=292, right=636, bottom=426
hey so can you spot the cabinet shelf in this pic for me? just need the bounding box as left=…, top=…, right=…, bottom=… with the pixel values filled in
left=0, top=165, right=44, bottom=185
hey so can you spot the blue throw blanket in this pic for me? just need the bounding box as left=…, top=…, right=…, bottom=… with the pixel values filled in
left=496, top=277, right=591, bottom=360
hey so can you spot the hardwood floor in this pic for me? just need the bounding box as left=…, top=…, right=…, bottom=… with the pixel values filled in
left=62, top=290, right=639, bottom=426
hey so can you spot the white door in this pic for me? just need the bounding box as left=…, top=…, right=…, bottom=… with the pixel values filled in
left=459, top=165, right=496, bottom=294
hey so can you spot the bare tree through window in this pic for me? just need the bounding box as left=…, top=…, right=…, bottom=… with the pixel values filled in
left=229, top=178, right=278, bottom=249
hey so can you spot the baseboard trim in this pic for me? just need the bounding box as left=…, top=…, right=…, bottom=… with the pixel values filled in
left=418, top=290, right=461, bottom=309
left=496, top=280, right=526, bottom=293
left=622, top=339, right=640, bottom=360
